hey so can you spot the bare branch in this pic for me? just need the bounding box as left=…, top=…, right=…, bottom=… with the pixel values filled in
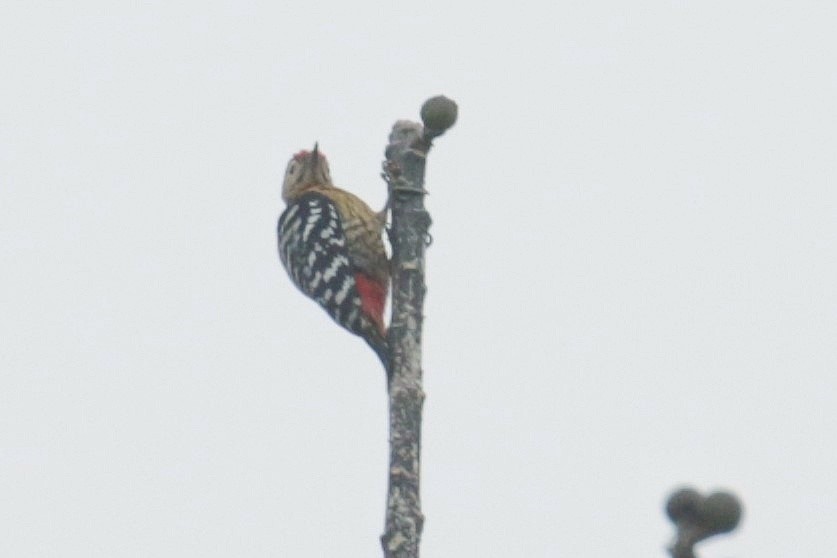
left=665, top=487, right=743, bottom=558
left=380, top=96, right=457, bottom=558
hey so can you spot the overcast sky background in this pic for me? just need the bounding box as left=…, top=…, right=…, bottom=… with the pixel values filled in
left=2, top=2, right=836, bottom=557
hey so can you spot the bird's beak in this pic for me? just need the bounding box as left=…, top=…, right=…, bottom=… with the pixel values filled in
left=311, top=142, right=319, bottom=165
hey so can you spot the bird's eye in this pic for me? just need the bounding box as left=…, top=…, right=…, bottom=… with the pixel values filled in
left=288, top=163, right=297, bottom=174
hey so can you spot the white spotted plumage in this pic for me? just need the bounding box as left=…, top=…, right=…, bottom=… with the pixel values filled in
left=277, top=145, right=390, bottom=376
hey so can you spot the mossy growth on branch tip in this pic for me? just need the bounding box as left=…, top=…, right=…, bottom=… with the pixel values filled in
left=420, top=96, right=458, bottom=134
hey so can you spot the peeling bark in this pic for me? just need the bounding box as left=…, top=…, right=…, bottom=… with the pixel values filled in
left=380, top=100, right=455, bottom=558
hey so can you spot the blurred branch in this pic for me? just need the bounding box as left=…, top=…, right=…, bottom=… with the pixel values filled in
left=379, top=96, right=457, bottom=558
left=665, top=486, right=743, bottom=558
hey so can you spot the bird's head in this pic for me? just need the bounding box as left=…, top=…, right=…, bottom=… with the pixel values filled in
left=282, top=143, right=333, bottom=202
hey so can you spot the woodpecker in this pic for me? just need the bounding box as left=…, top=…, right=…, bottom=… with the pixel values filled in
left=277, top=144, right=390, bottom=373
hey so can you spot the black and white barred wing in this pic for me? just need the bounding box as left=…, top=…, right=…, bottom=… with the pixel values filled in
left=277, top=192, right=364, bottom=333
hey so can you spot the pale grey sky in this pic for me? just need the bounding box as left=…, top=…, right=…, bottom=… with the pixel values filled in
left=2, top=2, right=836, bottom=557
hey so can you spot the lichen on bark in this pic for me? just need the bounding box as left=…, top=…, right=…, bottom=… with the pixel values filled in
left=380, top=97, right=457, bottom=558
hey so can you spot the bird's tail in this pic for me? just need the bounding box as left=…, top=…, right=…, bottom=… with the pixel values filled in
left=364, top=327, right=392, bottom=385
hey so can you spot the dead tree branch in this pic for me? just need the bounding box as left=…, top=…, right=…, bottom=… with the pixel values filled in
left=379, top=96, right=457, bottom=558
left=665, top=486, right=743, bottom=558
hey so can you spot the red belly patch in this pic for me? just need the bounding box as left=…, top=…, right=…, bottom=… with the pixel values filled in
left=354, top=273, right=387, bottom=335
